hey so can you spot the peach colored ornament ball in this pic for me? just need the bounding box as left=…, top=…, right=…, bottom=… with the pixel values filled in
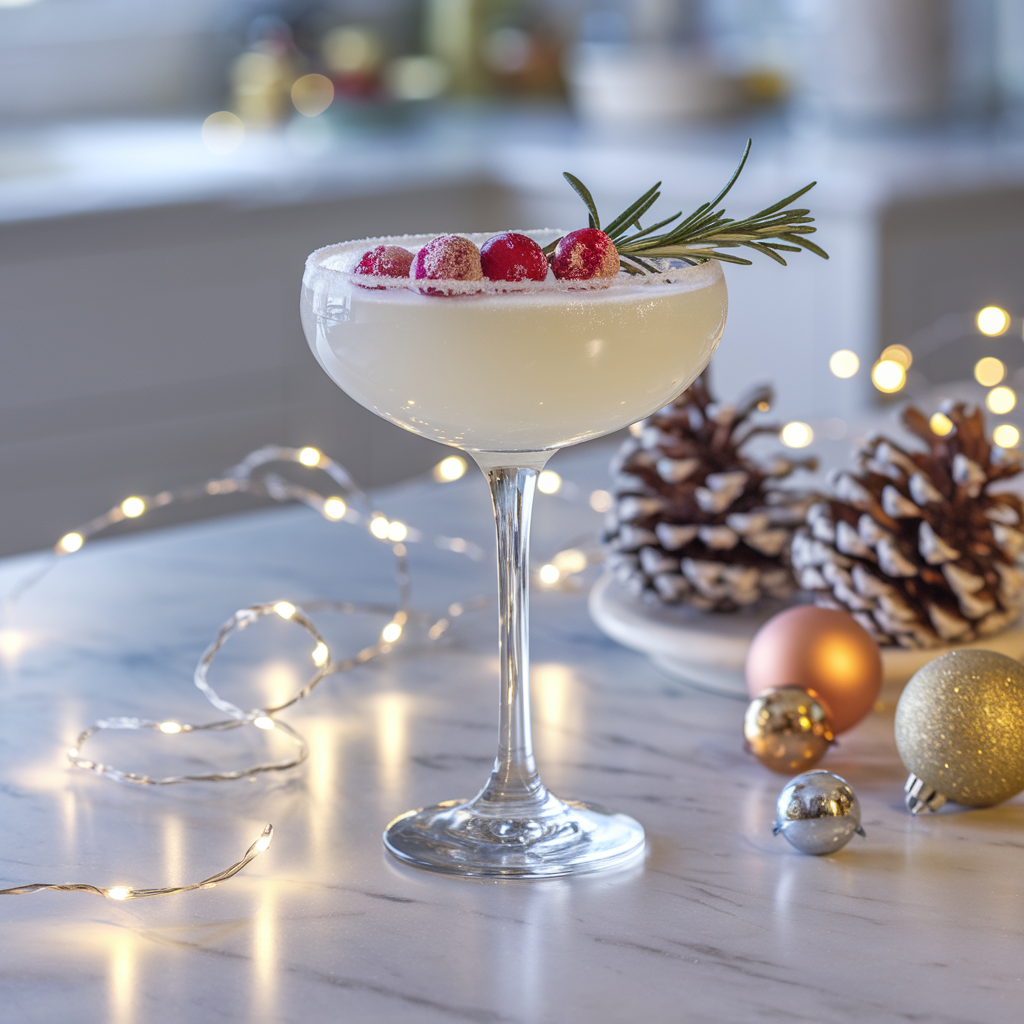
left=745, top=606, right=882, bottom=734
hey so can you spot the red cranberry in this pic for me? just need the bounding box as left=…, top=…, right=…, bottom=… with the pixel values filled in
left=413, top=235, right=483, bottom=295
left=354, top=245, right=413, bottom=288
left=550, top=228, right=619, bottom=281
left=479, top=232, right=548, bottom=283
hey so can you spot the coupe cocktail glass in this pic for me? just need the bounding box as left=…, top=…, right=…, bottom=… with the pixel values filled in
left=301, top=230, right=728, bottom=876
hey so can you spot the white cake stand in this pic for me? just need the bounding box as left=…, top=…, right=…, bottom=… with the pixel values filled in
left=588, top=572, right=1024, bottom=699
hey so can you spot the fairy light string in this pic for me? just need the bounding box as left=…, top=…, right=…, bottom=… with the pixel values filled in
left=0, top=825, right=273, bottom=901
left=0, top=444, right=576, bottom=900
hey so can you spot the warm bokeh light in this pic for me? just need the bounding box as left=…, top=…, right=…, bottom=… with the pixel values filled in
left=553, top=549, right=588, bottom=575
left=977, top=306, right=1010, bottom=337
left=253, top=716, right=276, bottom=730
left=829, top=350, right=859, bottom=378
left=434, top=456, right=467, bottom=482
left=106, top=887, right=130, bottom=901
left=879, top=344, right=913, bottom=369
left=298, top=446, right=321, bottom=467
left=974, top=357, right=1006, bottom=387
left=780, top=422, right=813, bottom=448
left=872, top=359, right=906, bottom=393
left=158, top=722, right=182, bottom=734
left=381, top=621, right=403, bottom=643
left=589, top=489, right=612, bottom=513
left=59, top=532, right=83, bottom=553
left=370, top=516, right=390, bottom=539
left=201, top=111, right=245, bottom=155
left=323, top=497, right=346, bottom=520
left=386, top=55, right=450, bottom=101
left=255, top=833, right=272, bottom=852
left=930, top=412, right=954, bottom=436
left=987, top=386, right=1016, bottom=414
left=994, top=424, right=1021, bottom=448
left=121, top=496, right=145, bottom=518
left=323, top=26, right=383, bottom=75
left=291, top=74, right=334, bottom=117
left=273, top=601, right=296, bottom=619
left=387, top=521, right=408, bottom=542
left=539, top=564, right=560, bottom=585
left=629, top=421, right=644, bottom=437
left=312, top=642, right=329, bottom=666
left=537, top=470, right=562, bottom=494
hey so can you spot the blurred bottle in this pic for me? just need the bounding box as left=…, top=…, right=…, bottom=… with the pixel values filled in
left=566, top=0, right=742, bottom=125
left=424, top=0, right=489, bottom=95
left=231, top=16, right=301, bottom=126
left=322, top=25, right=385, bottom=99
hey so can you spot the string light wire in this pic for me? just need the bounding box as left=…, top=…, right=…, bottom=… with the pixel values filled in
left=0, top=445, right=596, bottom=899
left=0, top=825, right=273, bottom=900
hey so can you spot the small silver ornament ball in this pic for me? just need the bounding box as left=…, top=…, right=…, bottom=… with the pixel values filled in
left=773, top=770, right=866, bottom=856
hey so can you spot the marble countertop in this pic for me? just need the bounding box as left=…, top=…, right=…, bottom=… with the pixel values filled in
left=0, top=439, right=1021, bottom=1024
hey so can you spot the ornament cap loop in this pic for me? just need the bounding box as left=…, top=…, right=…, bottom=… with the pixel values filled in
left=904, top=773, right=947, bottom=814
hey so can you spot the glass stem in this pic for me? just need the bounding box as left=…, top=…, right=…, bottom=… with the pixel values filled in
left=472, top=466, right=548, bottom=815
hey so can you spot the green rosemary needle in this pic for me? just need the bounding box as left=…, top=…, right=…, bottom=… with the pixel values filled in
left=551, top=139, right=828, bottom=274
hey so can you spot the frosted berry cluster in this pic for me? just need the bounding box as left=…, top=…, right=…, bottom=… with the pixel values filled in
left=354, top=229, right=619, bottom=294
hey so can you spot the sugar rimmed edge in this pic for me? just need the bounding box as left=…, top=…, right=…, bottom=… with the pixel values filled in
left=304, top=231, right=723, bottom=296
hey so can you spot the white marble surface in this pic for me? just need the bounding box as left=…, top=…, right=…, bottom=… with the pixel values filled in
left=1, top=439, right=1023, bottom=1023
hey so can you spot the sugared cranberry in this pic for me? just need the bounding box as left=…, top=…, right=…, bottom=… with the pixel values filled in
left=550, top=228, right=619, bottom=281
left=413, top=235, right=483, bottom=295
left=354, top=245, right=414, bottom=288
left=479, top=232, right=548, bottom=283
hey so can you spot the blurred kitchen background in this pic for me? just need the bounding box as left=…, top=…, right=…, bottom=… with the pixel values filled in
left=3, top=0, right=1024, bottom=555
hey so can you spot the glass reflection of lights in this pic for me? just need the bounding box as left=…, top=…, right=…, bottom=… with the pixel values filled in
left=109, top=928, right=136, bottom=1024
left=376, top=692, right=410, bottom=794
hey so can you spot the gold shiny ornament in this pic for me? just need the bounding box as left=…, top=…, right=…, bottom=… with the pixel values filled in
left=744, top=687, right=834, bottom=773
left=895, top=650, right=1024, bottom=813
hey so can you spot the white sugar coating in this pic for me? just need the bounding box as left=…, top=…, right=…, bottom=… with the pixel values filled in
left=309, top=230, right=721, bottom=297
left=301, top=229, right=729, bottom=453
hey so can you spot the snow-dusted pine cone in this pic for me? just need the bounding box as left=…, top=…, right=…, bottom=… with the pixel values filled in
left=604, top=373, right=817, bottom=611
left=792, top=402, right=1024, bottom=648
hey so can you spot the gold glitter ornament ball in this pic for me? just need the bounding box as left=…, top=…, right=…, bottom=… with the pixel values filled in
left=744, top=687, right=834, bottom=773
left=895, top=650, right=1024, bottom=812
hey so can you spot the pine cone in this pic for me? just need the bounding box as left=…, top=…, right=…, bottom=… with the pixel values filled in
left=604, top=373, right=817, bottom=611
left=792, top=402, right=1024, bottom=648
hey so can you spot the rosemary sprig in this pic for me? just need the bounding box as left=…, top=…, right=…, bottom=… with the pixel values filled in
left=558, top=139, right=828, bottom=273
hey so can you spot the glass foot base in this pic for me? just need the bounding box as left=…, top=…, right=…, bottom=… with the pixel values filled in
left=383, top=797, right=645, bottom=878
